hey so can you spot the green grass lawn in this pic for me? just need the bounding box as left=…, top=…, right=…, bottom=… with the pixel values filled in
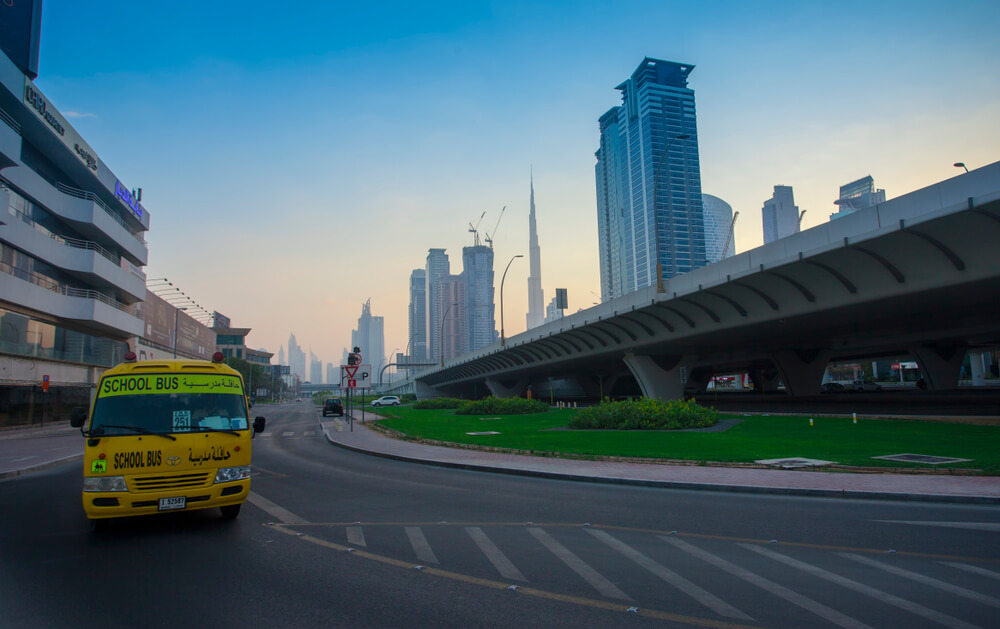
left=373, top=407, right=1000, bottom=473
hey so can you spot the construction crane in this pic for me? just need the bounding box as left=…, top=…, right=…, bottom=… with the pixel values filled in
left=468, top=211, right=486, bottom=246
left=721, top=211, right=739, bottom=259
left=798, top=209, right=807, bottom=230
left=484, top=206, right=506, bottom=249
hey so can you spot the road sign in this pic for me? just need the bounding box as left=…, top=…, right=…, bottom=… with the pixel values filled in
left=42, top=374, right=49, bottom=393
left=340, top=364, right=372, bottom=389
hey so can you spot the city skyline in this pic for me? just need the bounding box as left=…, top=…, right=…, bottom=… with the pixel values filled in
left=31, top=0, right=1000, bottom=363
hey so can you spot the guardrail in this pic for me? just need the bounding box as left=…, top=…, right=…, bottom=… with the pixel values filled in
left=54, top=182, right=147, bottom=248
left=0, top=107, right=21, bottom=134
left=1, top=260, right=139, bottom=316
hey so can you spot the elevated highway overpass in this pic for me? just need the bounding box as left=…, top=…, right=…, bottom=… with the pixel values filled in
left=416, top=162, right=1000, bottom=401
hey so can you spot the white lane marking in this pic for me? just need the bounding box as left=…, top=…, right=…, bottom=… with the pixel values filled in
left=304, top=430, right=315, bottom=437
left=346, top=527, right=366, bottom=547
left=527, top=527, right=630, bottom=601
left=842, top=553, right=1000, bottom=609
left=259, top=433, right=273, bottom=438
left=875, top=521, right=1000, bottom=532
left=588, top=529, right=751, bottom=620
left=663, top=537, right=873, bottom=629
left=246, top=491, right=308, bottom=525
left=742, top=544, right=981, bottom=629
left=941, top=562, right=1000, bottom=581
left=405, top=527, right=439, bottom=564
left=282, top=431, right=294, bottom=437
left=466, top=527, right=527, bottom=582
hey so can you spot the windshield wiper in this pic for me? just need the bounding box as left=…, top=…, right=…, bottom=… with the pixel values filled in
left=190, top=426, right=240, bottom=436
left=94, top=425, right=177, bottom=441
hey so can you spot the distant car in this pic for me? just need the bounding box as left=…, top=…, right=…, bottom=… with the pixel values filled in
left=322, top=398, right=344, bottom=417
left=371, top=396, right=401, bottom=408
left=821, top=382, right=845, bottom=393
left=852, top=378, right=882, bottom=392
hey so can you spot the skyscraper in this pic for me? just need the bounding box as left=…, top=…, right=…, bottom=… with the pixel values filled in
left=277, top=345, right=285, bottom=367
left=287, top=333, right=306, bottom=384
left=351, top=299, right=385, bottom=372
left=595, top=58, right=706, bottom=298
left=595, top=107, right=625, bottom=301
left=831, top=176, right=886, bottom=220
left=440, top=276, right=464, bottom=362
left=702, top=194, right=736, bottom=262
left=408, top=269, right=427, bottom=362
left=425, top=249, right=450, bottom=361
left=762, top=185, right=800, bottom=244
left=526, top=175, right=545, bottom=330
left=309, top=350, right=322, bottom=384
left=462, top=245, right=496, bottom=352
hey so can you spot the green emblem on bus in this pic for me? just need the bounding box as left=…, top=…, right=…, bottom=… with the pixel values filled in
left=91, top=460, right=107, bottom=474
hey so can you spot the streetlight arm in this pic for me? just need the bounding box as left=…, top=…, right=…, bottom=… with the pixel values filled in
left=500, top=254, right=524, bottom=347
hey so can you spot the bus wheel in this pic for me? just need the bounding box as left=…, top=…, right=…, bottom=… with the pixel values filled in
left=221, top=504, right=242, bottom=520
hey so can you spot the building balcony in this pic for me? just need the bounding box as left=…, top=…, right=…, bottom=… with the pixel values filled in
left=0, top=165, right=148, bottom=266
left=0, top=264, right=144, bottom=339
left=0, top=199, right=146, bottom=302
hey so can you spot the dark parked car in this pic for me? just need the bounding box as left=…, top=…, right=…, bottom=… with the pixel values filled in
left=821, top=382, right=845, bottom=393
left=322, top=398, right=344, bottom=416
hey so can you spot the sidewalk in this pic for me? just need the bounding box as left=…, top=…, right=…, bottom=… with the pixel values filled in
left=320, top=415, right=1000, bottom=505
left=0, top=424, right=83, bottom=479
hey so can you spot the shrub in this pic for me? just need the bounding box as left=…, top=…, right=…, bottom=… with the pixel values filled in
left=413, top=397, right=466, bottom=410
left=569, top=398, right=718, bottom=430
left=455, top=396, right=550, bottom=415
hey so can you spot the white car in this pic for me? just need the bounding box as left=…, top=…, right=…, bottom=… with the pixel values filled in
left=852, top=379, right=882, bottom=392
left=371, top=396, right=401, bottom=407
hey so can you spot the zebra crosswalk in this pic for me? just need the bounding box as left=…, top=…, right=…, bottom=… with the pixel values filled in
left=295, top=522, right=1000, bottom=628
left=258, top=430, right=316, bottom=439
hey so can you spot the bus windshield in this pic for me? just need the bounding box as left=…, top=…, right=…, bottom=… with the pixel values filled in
left=92, top=391, right=249, bottom=434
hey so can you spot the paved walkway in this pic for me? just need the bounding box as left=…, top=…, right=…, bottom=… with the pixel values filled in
left=320, top=415, right=1000, bottom=505
left=3, top=417, right=998, bottom=505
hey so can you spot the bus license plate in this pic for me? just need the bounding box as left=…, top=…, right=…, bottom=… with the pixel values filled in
left=159, top=496, right=185, bottom=511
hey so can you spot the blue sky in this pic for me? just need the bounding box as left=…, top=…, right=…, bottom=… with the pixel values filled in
left=34, top=0, right=1000, bottom=369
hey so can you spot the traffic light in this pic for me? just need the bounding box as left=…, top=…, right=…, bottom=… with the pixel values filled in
left=347, top=353, right=357, bottom=366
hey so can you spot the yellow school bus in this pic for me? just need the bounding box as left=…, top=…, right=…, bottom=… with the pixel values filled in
left=71, top=352, right=266, bottom=527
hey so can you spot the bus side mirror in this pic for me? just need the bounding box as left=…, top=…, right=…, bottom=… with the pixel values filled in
left=253, top=416, right=266, bottom=434
left=70, top=407, right=87, bottom=428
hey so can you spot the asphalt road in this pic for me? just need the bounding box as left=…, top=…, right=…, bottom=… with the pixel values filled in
left=2, top=402, right=999, bottom=628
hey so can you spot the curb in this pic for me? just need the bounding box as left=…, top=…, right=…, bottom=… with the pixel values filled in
left=0, top=453, right=82, bottom=480
left=319, top=420, right=999, bottom=506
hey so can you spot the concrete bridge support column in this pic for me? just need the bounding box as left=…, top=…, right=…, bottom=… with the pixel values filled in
left=415, top=380, right=445, bottom=400
left=910, top=343, right=966, bottom=390
left=484, top=378, right=528, bottom=399
left=770, top=349, right=831, bottom=396
left=750, top=364, right=782, bottom=394
left=623, top=354, right=690, bottom=401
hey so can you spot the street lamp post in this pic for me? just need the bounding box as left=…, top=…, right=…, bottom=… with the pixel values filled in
left=500, top=254, right=524, bottom=346
left=173, top=307, right=187, bottom=358
left=954, top=162, right=969, bottom=173
left=440, top=302, right=458, bottom=367
left=651, top=134, right=690, bottom=293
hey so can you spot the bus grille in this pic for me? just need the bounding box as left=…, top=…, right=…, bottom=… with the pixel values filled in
left=132, top=472, right=212, bottom=492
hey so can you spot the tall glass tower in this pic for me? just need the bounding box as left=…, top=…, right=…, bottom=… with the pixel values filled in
left=425, top=249, right=450, bottom=361
left=461, top=245, right=496, bottom=352
left=596, top=58, right=705, bottom=298
left=408, top=269, right=427, bottom=361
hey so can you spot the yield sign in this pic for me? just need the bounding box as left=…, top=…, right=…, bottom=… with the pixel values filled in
left=343, top=365, right=359, bottom=379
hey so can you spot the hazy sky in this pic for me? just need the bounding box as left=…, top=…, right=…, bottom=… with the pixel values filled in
left=34, top=0, right=1000, bottom=371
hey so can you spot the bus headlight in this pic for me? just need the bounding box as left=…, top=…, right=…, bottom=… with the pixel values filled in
left=83, top=476, right=128, bottom=492
left=214, top=466, right=251, bottom=483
